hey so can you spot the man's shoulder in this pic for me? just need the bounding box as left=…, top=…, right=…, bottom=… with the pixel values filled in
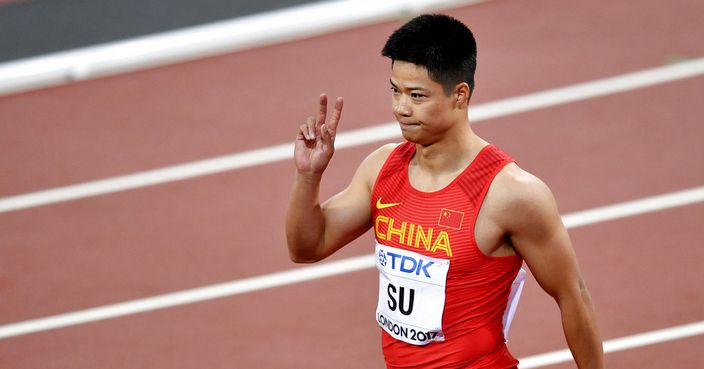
left=489, top=163, right=559, bottom=227
left=372, top=142, right=402, bottom=160
left=360, top=142, right=402, bottom=173
left=353, top=142, right=403, bottom=190
left=494, top=163, right=549, bottom=197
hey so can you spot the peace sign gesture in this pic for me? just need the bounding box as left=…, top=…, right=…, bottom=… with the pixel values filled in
left=294, top=93, right=344, bottom=176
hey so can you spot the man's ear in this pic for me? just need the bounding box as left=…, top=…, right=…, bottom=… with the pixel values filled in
left=453, top=82, right=471, bottom=108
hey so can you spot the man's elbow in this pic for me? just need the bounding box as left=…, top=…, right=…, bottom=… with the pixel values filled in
left=287, top=243, right=325, bottom=264
left=288, top=251, right=321, bottom=264
left=554, top=278, right=594, bottom=308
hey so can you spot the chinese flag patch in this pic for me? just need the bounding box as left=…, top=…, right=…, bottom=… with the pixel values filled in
left=438, top=208, right=464, bottom=230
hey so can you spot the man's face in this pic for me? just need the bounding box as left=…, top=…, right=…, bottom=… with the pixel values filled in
left=389, top=61, right=457, bottom=145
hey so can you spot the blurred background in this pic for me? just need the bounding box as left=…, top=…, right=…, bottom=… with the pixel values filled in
left=0, top=0, right=702, bottom=368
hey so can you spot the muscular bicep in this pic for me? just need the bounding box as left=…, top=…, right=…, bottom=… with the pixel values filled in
left=317, top=144, right=395, bottom=259
left=319, top=181, right=373, bottom=255
left=500, top=170, right=604, bottom=367
left=502, top=173, right=584, bottom=300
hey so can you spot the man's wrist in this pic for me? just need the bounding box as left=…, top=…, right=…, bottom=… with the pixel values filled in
left=296, top=171, right=323, bottom=185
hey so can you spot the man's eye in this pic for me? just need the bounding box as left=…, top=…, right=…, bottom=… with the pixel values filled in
left=412, top=93, right=426, bottom=99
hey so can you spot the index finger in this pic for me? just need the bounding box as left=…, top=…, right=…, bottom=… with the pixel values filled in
left=316, top=93, right=328, bottom=128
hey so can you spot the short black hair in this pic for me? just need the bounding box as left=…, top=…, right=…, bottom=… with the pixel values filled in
left=381, top=14, right=477, bottom=95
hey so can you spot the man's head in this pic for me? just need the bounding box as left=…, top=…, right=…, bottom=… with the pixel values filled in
left=381, top=14, right=477, bottom=96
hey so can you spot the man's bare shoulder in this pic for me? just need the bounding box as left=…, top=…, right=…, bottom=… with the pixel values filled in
left=355, top=143, right=401, bottom=189
left=488, top=163, right=560, bottom=233
left=494, top=163, right=552, bottom=201
left=370, top=143, right=400, bottom=162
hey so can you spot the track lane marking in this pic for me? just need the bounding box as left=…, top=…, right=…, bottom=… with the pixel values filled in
left=1, top=185, right=702, bottom=340
left=1, top=58, right=704, bottom=214
left=562, top=186, right=704, bottom=228
left=518, top=321, right=704, bottom=368
left=0, top=0, right=486, bottom=96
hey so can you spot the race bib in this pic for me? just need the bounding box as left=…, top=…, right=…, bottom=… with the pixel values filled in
left=375, top=242, right=450, bottom=345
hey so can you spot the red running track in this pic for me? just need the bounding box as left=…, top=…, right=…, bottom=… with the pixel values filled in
left=1, top=0, right=703, bottom=368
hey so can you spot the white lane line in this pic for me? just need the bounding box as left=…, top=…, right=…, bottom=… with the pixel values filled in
left=2, top=58, right=704, bottom=214
left=0, top=185, right=702, bottom=339
left=0, top=143, right=293, bottom=214
left=562, top=186, right=704, bottom=229
left=0, top=0, right=485, bottom=96
left=519, top=321, right=704, bottom=368
left=0, top=255, right=376, bottom=340
left=469, top=56, right=704, bottom=120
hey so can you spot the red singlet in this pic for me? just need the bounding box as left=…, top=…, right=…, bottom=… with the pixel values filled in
left=371, top=142, right=523, bottom=369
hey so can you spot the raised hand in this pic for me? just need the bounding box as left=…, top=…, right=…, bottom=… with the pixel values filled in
left=294, top=93, right=344, bottom=176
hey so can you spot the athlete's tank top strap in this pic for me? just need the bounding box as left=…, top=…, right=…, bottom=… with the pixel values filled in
left=457, top=144, right=514, bottom=209
left=376, top=141, right=415, bottom=182
left=372, top=141, right=416, bottom=198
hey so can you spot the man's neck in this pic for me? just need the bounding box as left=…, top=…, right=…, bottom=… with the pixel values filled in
left=412, top=125, right=487, bottom=175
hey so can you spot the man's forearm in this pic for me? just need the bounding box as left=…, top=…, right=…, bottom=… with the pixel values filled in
left=286, top=173, right=326, bottom=263
left=559, top=286, right=604, bottom=369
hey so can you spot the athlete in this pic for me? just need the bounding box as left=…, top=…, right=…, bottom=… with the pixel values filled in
left=286, top=14, right=603, bottom=369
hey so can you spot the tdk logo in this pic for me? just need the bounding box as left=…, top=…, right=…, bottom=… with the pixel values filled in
left=385, top=252, right=434, bottom=278
left=378, top=250, right=388, bottom=267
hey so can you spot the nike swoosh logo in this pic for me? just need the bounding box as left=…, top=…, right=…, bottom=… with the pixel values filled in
left=376, top=198, right=402, bottom=209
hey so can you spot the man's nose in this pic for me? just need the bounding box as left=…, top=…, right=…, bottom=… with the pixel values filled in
left=394, top=95, right=412, bottom=117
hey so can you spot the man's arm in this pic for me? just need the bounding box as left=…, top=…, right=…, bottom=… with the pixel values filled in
left=286, top=94, right=388, bottom=263
left=286, top=157, right=378, bottom=263
left=494, top=165, right=604, bottom=369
